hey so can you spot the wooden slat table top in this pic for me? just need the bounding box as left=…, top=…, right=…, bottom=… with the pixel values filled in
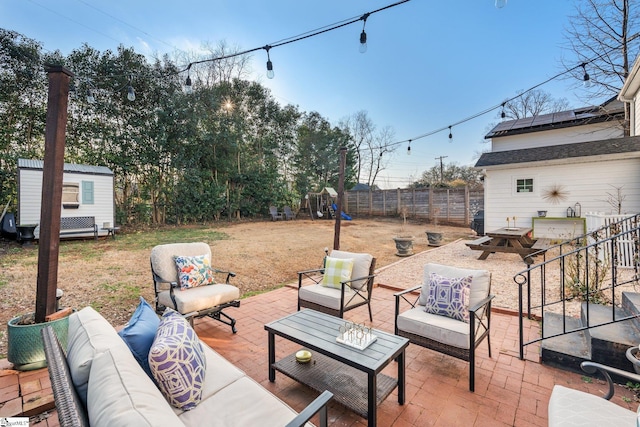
left=265, top=309, right=408, bottom=375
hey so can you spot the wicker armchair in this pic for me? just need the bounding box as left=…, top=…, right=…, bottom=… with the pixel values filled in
left=297, top=250, right=376, bottom=321
left=151, top=242, right=240, bottom=333
left=394, top=263, right=494, bottom=392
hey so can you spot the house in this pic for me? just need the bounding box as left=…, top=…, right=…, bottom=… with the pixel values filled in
left=475, top=97, right=640, bottom=239
left=17, top=158, right=115, bottom=239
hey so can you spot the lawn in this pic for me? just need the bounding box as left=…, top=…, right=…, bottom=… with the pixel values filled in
left=0, top=217, right=471, bottom=358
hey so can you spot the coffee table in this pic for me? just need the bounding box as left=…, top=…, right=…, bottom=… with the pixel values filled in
left=264, top=309, right=409, bottom=427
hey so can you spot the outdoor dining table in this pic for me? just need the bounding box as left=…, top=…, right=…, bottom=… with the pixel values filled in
left=466, top=226, right=538, bottom=261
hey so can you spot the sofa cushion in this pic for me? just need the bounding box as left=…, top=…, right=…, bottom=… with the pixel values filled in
left=87, top=348, right=184, bottom=427
left=174, top=254, right=215, bottom=290
left=424, top=272, right=472, bottom=323
left=177, top=376, right=309, bottom=426
left=330, top=250, right=373, bottom=290
left=149, top=309, right=206, bottom=410
left=66, top=306, right=132, bottom=406
left=396, top=306, right=474, bottom=349
left=298, top=283, right=367, bottom=310
left=118, top=297, right=160, bottom=378
left=157, top=283, right=240, bottom=313
left=548, top=385, right=635, bottom=426
left=321, top=256, right=354, bottom=289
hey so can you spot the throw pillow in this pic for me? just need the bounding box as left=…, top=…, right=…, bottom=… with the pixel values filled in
left=321, top=256, right=354, bottom=289
left=174, top=254, right=215, bottom=290
left=118, top=297, right=160, bottom=378
left=424, top=272, right=472, bottom=323
left=148, top=309, right=206, bottom=410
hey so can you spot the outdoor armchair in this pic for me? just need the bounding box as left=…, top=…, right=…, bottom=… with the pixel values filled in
left=394, top=263, right=494, bottom=392
left=283, top=205, right=296, bottom=220
left=269, top=206, right=283, bottom=221
left=151, top=242, right=241, bottom=333
left=297, top=249, right=376, bottom=321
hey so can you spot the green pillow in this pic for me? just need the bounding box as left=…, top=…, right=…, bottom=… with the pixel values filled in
left=321, top=256, right=354, bottom=289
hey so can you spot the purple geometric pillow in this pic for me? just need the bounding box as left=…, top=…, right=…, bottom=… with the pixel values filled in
left=424, top=272, right=472, bottom=323
left=148, top=309, right=206, bottom=410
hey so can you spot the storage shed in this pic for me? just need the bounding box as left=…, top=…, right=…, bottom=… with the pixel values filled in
left=17, top=158, right=115, bottom=239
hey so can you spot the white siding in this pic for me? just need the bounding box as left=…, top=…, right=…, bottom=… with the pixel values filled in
left=483, top=157, right=640, bottom=238
left=18, top=169, right=114, bottom=239
left=491, top=123, right=624, bottom=152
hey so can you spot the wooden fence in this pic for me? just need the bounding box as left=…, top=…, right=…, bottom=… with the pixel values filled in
left=343, top=186, right=484, bottom=226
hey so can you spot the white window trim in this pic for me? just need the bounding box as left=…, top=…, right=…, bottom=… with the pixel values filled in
left=512, top=176, right=538, bottom=196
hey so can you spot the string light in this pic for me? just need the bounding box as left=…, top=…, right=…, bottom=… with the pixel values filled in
left=407, top=140, right=411, bottom=155
left=495, top=0, right=507, bottom=8
left=184, top=65, right=193, bottom=94
left=581, top=63, right=591, bottom=88
left=265, top=45, right=275, bottom=79
left=359, top=13, right=370, bottom=53
left=86, top=88, right=95, bottom=104
left=127, top=83, right=136, bottom=102
left=448, top=126, right=453, bottom=142
left=501, top=102, right=506, bottom=119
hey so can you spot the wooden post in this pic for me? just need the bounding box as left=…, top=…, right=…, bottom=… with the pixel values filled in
left=35, top=65, right=73, bottom=324
left=334, top=147, right=346, bottom=250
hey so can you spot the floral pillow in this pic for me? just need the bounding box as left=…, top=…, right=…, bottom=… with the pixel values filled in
left=148, top=309, right=206, bottom=410
left=321, top=256, right=354, bottom=289
left=424, top=272, right=472, bottom=323
left=174, top=254, right=215, bottom=290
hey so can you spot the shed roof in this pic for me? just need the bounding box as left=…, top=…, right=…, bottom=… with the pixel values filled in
left=18, top=159, right=113, bottom=176
left=485, top=97, right=624, bottom=139
left=474, top=135, right=640, bottom=168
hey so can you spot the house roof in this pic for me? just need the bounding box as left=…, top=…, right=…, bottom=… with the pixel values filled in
left=474, top=135, right=640, bottom=168
left=18, top=158, right=113, bottom=176
left=484, top=97, right=624, bottom=139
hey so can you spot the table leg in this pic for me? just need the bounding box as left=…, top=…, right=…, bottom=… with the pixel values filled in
left=268, top=332, right=275, bottom=382
left=398, top=350, right=405, bottom=405
left=368, top=372, right=377, bottom=427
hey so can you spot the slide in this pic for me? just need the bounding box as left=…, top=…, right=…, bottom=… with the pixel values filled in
left=332, top=204, right=352, bottom=220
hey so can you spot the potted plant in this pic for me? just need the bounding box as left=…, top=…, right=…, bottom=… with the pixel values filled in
left=425, top=207, right=443, bottom=246
left=393, top=207, right=414, bottom=257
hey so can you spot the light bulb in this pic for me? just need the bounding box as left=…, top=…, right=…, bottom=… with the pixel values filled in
left=583, top=72, right=591, bottom=88
left=86, top=88, right=95, bottom=104
left=495, top=0, right=507, bottom=8
left=448, top=127, right=453, bottom=142
left=266, top=60, right=274, bottom=79
left=359, top=31, right=367, bottom=53
left=407, top=144, right=411, bottom=155
left=184, top=75, right=193, bottom=94
left=127, top=85, right=136, bottom=101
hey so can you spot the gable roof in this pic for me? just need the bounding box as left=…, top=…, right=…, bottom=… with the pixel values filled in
left=18, top=158, right=113, bottom=176
left=475, top=135, right=640, bottom=168
left=485, top=97, right=624, bottom=139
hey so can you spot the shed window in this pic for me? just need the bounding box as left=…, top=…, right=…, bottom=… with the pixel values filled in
left=82, top=181, right=94, bottom=204
left=516, top=178, right=533, bottom=193
left=62, top=183, right=80, bottom=208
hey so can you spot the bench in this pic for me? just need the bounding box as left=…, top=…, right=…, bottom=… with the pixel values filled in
left=464, top=236, right=491, bottom=249
left=60, top=216, right=98, bottom=240
left=531, top=237, right=553, bottom=251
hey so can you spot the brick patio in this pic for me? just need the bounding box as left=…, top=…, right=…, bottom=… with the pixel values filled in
left=1, top=284, right=637, bottom=426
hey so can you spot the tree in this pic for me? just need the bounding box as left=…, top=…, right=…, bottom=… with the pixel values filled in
left=502, top=89, right=571, bottom=120
left=562, top=0, right=640, bottom=135
left=409, top=162, right=483, bottom=189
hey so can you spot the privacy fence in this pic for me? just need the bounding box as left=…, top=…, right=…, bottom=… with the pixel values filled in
left=343, top=186, right=484, bottom=226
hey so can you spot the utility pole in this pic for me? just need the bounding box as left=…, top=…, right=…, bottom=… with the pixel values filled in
left=435, top=156, right=448, bottom=184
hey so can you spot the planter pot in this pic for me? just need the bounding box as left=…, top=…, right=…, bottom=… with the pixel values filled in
left=626, top=346, right=640, bottom=374
left=7, top=313, right=70, bottom=371
left=426, top=231, right=443, bottom=247
left=393, top=236, right=414, bottom=257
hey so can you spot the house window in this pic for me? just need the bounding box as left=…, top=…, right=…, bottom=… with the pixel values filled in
left=516, top=178, right=534, bottom=193
left=62, top=182, right=80, bottom=208
left=82, top=181, right=94, bottom=204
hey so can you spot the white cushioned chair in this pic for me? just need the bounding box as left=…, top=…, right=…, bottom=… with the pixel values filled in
left=548, top=361, right=640, bottom=426
left=151, top=242, right=240, bottom=333
left=394, top=263, right=494, bottom=392
left=297, top=250, right=376, bottom=321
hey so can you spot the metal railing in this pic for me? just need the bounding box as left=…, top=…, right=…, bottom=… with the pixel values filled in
left=515, top=213, right=640, bottom=360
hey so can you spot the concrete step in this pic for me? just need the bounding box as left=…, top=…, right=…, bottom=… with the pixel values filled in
left=622, top=291, right=640, bottom=332
left=541, top=312, right=590, bottom=374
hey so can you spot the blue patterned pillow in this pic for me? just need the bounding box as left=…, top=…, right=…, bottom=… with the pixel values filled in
left=174, top=254, right=215, bottom=290
left=148, top=309, right=206, bottom=410
left=118, top=297, right=159, bottom=378
left=424, top=272, right=472, bottom=323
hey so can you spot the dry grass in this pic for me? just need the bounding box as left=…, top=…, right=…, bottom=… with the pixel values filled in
left=0, top=217, right=472, bottom=358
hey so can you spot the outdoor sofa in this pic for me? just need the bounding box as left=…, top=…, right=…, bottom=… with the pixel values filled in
left=42, top=306, right=331, bottom=427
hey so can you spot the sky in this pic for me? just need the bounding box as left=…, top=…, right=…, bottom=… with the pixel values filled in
left=2, top=0, right=595, bottom=189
